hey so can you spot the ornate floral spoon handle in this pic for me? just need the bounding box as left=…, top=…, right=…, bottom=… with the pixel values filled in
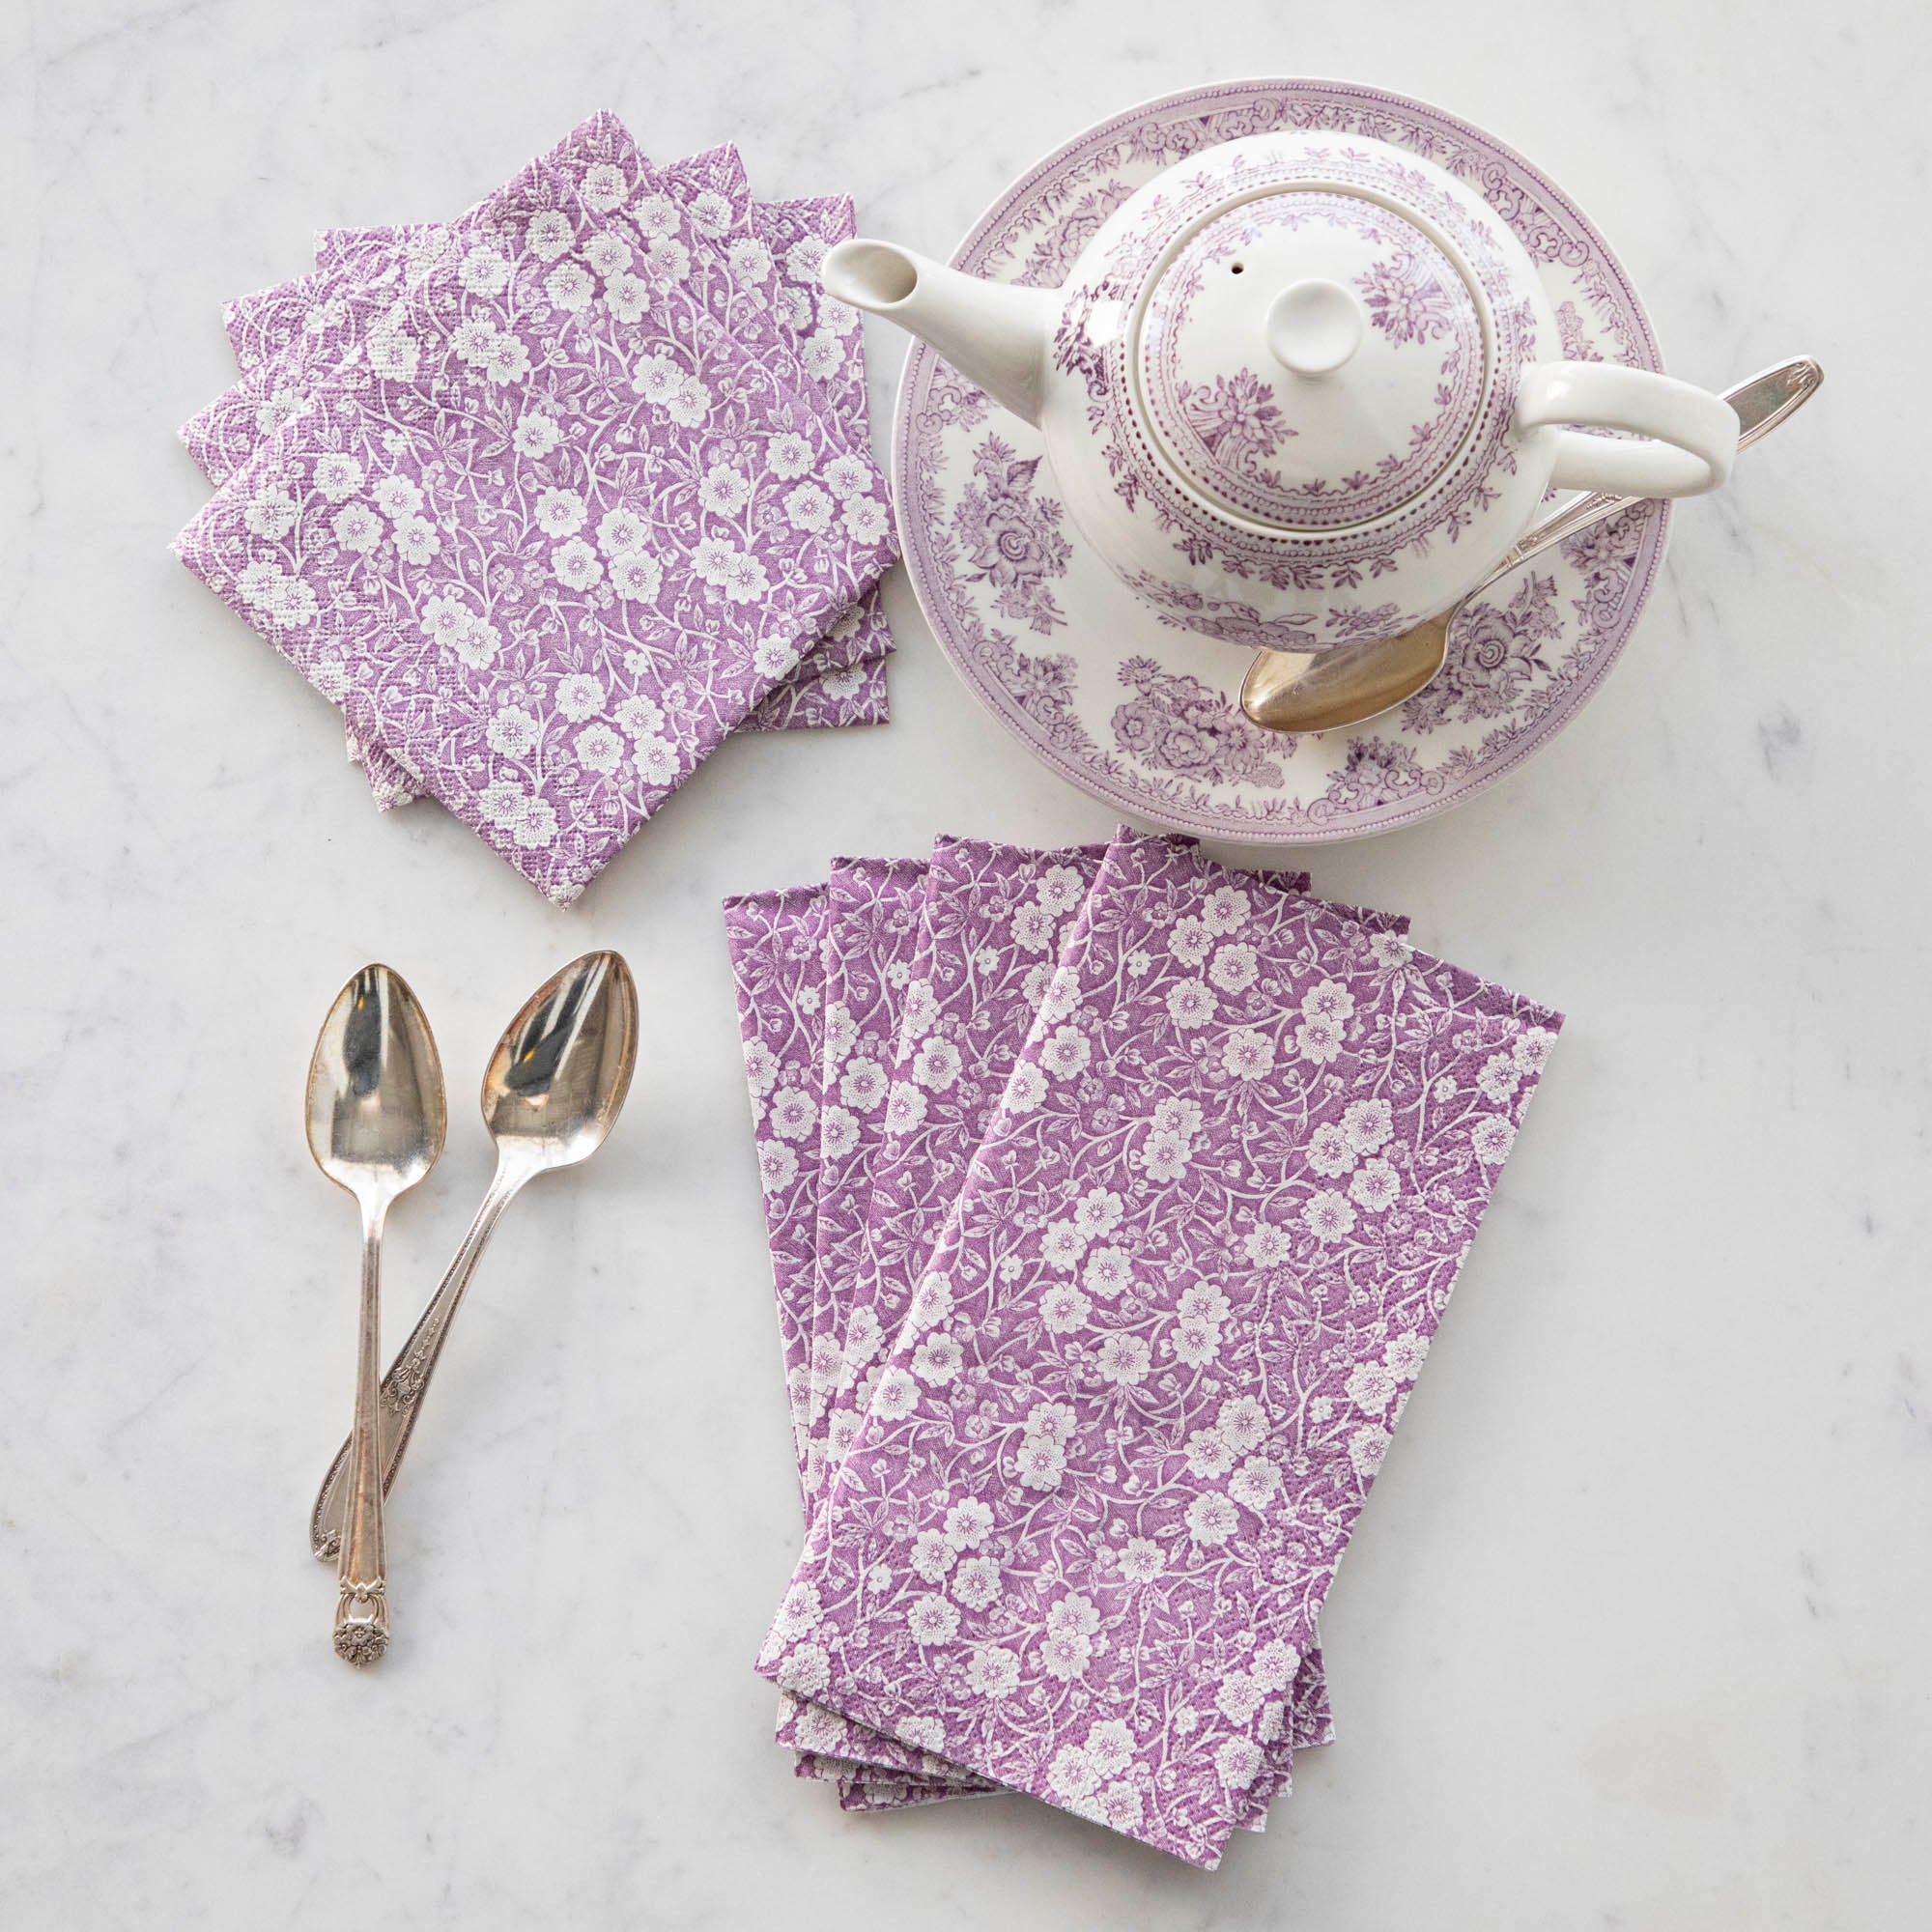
left=332, top=1200, right=392, bottom=1663
left=309, top=1157, right=532, bottom=1561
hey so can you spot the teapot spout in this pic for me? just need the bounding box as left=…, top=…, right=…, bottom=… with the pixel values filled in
left=822, top=240, right=1052, bottom=427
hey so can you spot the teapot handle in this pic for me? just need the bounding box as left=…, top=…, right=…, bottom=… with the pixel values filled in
left=1516, top=362, right=1739, bottom=498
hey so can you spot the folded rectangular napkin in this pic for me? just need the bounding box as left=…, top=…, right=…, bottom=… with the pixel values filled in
left=732, top=838, right=1332, bottom=1812
left=725, top=869, right=964, bottom=1809
left=777, top=837, right=1337, bottom=1815
left=807, top=858, right=932, bottom=1469
left=727, top=838, right=1334, bottom=1812
left=783, top=840, right=1116, bottom=1802
left=177, top=155, right=895, bottom=902
left=751, top=830, right=1559, bottom=1864
left=804, top=839, right=1108, bottom=1500
left=724, top=884, right=834, bottom=1478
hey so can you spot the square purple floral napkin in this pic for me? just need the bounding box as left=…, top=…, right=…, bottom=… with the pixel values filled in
left=176, top=113, right=900, bottom=895
left=188, top=121, right=894, bottom=785
left=176, top=156, right=896, bottom=902
left=747, top=831, right=1560, bottom=1863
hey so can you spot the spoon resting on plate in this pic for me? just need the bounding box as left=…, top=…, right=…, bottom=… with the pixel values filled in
left=305, top=965, right=446, bottom=1664
left=1242, top=356, right=1824, bottom=736
left=309, top=951, right=639, bottom=1562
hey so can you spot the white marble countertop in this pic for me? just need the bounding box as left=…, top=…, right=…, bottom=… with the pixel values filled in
left=4, top=0, right=1924, bottom=1924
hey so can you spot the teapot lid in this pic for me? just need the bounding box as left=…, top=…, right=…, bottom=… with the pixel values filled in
left=1135, top=189, right=1488, bottom=532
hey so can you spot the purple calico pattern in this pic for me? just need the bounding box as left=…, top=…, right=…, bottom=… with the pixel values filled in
left=221, top=224, right=444, bottom=376
left=753, top=190, right=898, bottom=665
left=724, top=868, right=952, bottom=1812
left=820, top=839, right=1114, bottom=1487
left=350, top=656, right=893, bottom=801
left=807, top=859, right=932, bottom=1489
left=780, top=843, right=1325, bottom=1813
left=224, top=270, right=328, bottom=373
left=328, top=154, right=896, bottom=759
left=824, top=1761, right=994, bottom=1810
left=188, top=221, right=450, bottom=483
left=757, top=831, right=1561, bottom=1865
left=197, top=127, right=892, bottom=785
left=724, top=887, right=833, bottom=1476
left=781, top=838, right=1340, bottom=1818
left=781, top=840, right=1111, bottom=1794
left=738, top=652, right=891, bottom=734
left=174, top=158, right=895, bottom=902
left=717, top=845, right=1421, bottom=1820
left=737, top=190, right=895, bottom=732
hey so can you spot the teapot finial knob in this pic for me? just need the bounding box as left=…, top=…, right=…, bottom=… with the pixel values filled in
left=1264, top=277, right=1364, bottom=379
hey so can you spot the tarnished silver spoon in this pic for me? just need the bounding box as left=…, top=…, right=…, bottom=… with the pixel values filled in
left=306, top=965, right=446, bottom=1664
left=1242, top=356, right=1824, bottom=735
left=309, top=951, right=638, bottom=1561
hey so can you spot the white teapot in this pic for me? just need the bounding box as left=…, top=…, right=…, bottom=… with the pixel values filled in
left=824, top=129, right=1738, bottom=654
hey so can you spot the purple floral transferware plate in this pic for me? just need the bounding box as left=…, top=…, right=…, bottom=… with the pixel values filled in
left=893, top=77, right=1671, bottom=841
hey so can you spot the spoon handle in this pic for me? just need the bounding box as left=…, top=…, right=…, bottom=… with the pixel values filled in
left=1241, top=356, right=1823, bottom=737
left=1474, top=357, right=1826, bottom=598
left=333, top=1200, right=391, bottom=1663
left=310, top=1160, right=529, bottom=1562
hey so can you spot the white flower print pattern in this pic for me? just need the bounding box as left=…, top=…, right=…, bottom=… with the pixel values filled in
left=755, top=831, right=1559, bottom=1863
left=808, top=859, right=931, bottom=1464
left=174, top=116, right=901, bottom=895
left=205, top=152, right=901, bottom=756
left=724, top=885, right=833, bottom=1474
left=773, top=840, right=1172, bottom=1796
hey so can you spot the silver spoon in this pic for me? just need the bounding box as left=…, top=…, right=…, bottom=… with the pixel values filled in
left=309, top=951, right=639, bottom=1562
left=306, top=964, right=447, bottom=1665
left=1242, top=356, right=1825, bottom=735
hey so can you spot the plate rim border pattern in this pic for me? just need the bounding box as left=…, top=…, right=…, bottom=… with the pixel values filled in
left=889, top=73, right=1674, bottom=843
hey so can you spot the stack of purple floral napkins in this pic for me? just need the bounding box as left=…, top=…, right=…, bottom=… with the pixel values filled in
left=174, top=112, right=898, bottom=903
left=725, top=828, right=1560, bottom=1866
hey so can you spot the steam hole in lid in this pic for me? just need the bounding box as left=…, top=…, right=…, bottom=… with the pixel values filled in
left=1231, top=262, right=1244, bottom=274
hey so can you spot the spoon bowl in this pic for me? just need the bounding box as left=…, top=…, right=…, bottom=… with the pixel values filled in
left=481, top=950, right=638, bottom=1171
left=305, top=965, right=446, bottom=1200
left=1240, top=620, right=1451, bottom=737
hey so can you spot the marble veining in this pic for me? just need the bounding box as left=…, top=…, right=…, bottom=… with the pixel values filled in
left=1, top=0, right=1925, bottom=1926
